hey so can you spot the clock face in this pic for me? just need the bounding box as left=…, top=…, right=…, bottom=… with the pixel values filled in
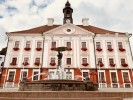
left=66, top=19, right=70, bottom=23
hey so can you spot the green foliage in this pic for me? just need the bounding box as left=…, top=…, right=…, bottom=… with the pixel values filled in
left=0, top=47, right=7, bottom=55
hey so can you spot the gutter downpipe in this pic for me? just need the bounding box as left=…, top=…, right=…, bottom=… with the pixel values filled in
left=92, top=34, right=98, bottom=84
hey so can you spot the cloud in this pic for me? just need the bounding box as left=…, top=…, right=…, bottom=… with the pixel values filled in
left=0, top=0, right=133, bottom=50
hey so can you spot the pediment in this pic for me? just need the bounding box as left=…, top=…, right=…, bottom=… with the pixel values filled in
left=43, top=23, right=95, bottom=36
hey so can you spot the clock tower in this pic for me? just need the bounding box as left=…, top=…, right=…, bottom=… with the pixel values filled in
left=63, top=0, right=73, bottom=24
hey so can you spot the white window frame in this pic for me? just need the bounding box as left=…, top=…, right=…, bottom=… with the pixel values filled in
left=5, top=69, right=16, bottom=87
left=25, top=41, right=31, bottom=48
left=10, top=56, right=18, bottom=66
left=34, top=57, right=41, bottom=66
left=66, top=41, right=72, bottom=48
left=66, top=57, right=72, bottom=65
left=20, top=69, right=28, bottom=81
left=106, top=42, right=112, bottom=49
left=82, top=70, right=90, bottom=80
left=98, top=70, right=107, bottom=88
left=120, top=57, right=127, bottom=66
left=65, top=69, right=74, bottom=80
left=14, top=41, right=20, bottom=48
left=36, top=41, right=42, bottom=48
left=109, top=70, right=119, bottom=88
left=121, top=70, right=132, bottom=88
left=32, top=69, right=40, bottom=81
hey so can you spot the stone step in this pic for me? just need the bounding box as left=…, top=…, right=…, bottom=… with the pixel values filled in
left=0, top=97, right=123, bottom=100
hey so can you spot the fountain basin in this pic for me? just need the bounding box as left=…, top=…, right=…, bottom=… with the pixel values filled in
left=19, top=79, right=98, bottom=91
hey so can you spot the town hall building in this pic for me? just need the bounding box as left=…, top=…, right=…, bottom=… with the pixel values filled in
left=0, top=1, right=133, bottom=88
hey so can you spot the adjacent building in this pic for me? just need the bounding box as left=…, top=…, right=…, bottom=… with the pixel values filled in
left=1, top=1, right=133, bottom=88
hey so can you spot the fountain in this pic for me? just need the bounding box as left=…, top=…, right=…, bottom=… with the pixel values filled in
left=19, top=47, right=98, bottom=91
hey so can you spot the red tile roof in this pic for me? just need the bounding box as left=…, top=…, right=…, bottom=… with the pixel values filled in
left=9, top=24, right=125, bottom=34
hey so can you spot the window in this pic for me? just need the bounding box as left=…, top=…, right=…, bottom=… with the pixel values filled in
left=82, top=58, right=87, bottom=64
left=67, top=58, right=71, bottom=65
left=12, top=58, right=17, bottom=64
left=98, top=58, right=102, bottom=63
left=67, top=42, right=71, bottom=48
left=49, top=71, right=54, bottom=79
left=118, top=42, right=123, bottom=49
left=109, top=58, right=114, bottom=64
left=24, top=57, right=29, bottom=63
left=51, top=42, right=56, bottom=48
left=123, top=72, right=130, bottom=83
left=96, top=42, right=101, bottom=49
left=83, top=72, right=89, bottom=79
left=111, top=72, right=117, bottom=82
left=35, top=58, right=40, bottom=63
left=66, top=72, right=72, bottom=80
left=121, top=58, right=125, bottom=64
left=107, top=42, right=112, bottom=49
left=99, top=72, right=105, bottom=83
left=14, top=41, right=19, bottom=48
left=82, top=42, right=86, bottom=48
left=37, top=42, right=42, bottom=48
left=26, top=41, right=30, bottom=48
left=33, top=71, right=39, bottom=80
left=7, top=71, right=15, bottom=82
left=51, top=58, right=55, bottom=63
left=21, top=71, right=28, bottom=80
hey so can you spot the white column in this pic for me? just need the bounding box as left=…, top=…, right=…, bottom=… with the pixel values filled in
left=43, top=40, right=49, bottom=68
left=18, top=39, right=24, bottom=67
left=73, top=39, right=77, bottom=67
left=30, top=39, right=35, bottom=67
left=89, top=38, right=96, bottom=68
left=77, top=38, right=80, bottom=68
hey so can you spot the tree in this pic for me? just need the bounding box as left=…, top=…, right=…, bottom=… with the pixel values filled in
left=0, top=47, right=7, bottom=55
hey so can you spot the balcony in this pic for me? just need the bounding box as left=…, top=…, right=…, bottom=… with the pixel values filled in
left=119, top=48, right=125, bottom=52
left=10, top=62, right=17, bottom=66
left=24, top=47, right=31, bottom=51
left=107, top=48, right=113, bottom=52
left=66, top=48, right=72, bottom=51
left=34, top=62, right=40, bottom=66
left=121, top=63, right=128, bottom=67
left=82, top=63, right=89, bottom=66
left=23, top=62, right=29, bottom=66
left=36, top=48, right=42, bottom=51
left=110, top=63, right=116, bottom=67
left=81, top=48, right=87, bottom=51
left=50, top=62, right=56, bottom=66
left=13, top=47, right=19, bottom=51
left=96, top=48, right=102, bottom=52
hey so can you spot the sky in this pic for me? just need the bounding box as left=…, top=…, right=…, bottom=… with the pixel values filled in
left=0, top=0, right=133, bottom=50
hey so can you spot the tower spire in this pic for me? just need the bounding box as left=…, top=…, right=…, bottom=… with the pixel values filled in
left=63, top=0, right=73, bottom=24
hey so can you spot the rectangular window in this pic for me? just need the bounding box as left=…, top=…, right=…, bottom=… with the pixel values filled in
left=26, top=41, right=30, bottom=48
left=111, top=72, right=117, bottom=82
left=33, top=71, right=39, bottom=80
left=82, top=42, right=86, bottom=48
left=12, top=57, right=17, bottom=63
left=35, top=58, right=40, bottom=63
left=8, top=71, right=15, bottom=81
left=14, top=41, right=19, bottom=48
left=96, top=42, right=101, bottom=49
left=107, top=42, right=112, bottom=49
left=121, top=58, right=125, bottom=64
left=67, top=42, right=71, bottom=48
left=51, top=58, right=55, bottom=63
left=66, top=72, right=72, bottom=80
left=51, top=42, right=56, bottom=48
left=123, top=72, right=129, bottom=82
left=67, top=58, right=71, bottom=65
left=21, top=71, right=27, bottom=80
left=99, top=72, right=105, bottom=82
left=37, top=42, right=42, bottom=48
left=82, top=58, right=87, bottom=64
left=109, top=58, right=114, bottom=64
left=97, top=58, right=102, bottom=63
left=83, top=72, right=89, bottom=79
left=24, top=57, right=29, bottom=63
left=118, top=42, right=123, bottom=49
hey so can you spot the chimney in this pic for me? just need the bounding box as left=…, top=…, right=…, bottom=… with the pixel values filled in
left=82, top=18, right=89, bottom=26
left=47, top=18, right=54, bottom=26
